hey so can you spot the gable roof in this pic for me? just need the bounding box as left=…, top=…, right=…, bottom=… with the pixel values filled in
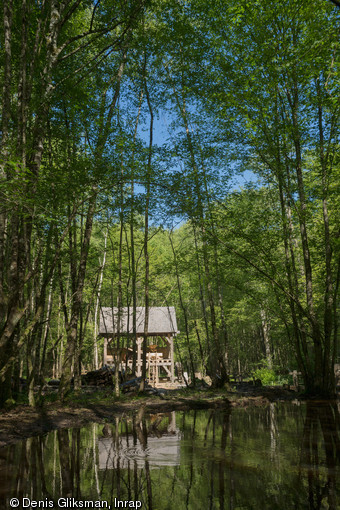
left=99, top=306, right=179, bottom=336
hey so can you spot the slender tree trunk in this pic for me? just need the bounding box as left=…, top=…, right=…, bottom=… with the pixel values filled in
left=130, top=89, right=143, bottom=374
left=169, top=232, right=196, bottom=384
left=140, top=59, right=153, bottom=392
left=115, top=165, right=125, bottom=398
left=59, top=191, right=97, bottom=399
left=0, top=0, right=13, bottom=316
left=316, top=78, right=335, bottom=393
left=93, top=229, right=108, bottom=369
left=288, top=82, right=324, bottom=393
left=170, top=71, right=228, bottom=386
left=198, top=143, right=230, bottom=373
left=276, top=160, right=310, bottom=385
left=192, top=225, right=213, bottom=377
left=260, top=309, right=272, bottom=370
left=39, top=275, right=54, bottom=384
left=59, top=51, right=126, bottom=400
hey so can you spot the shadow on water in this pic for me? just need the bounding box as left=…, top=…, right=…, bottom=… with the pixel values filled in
left=0, top=402, right=339, bottom=510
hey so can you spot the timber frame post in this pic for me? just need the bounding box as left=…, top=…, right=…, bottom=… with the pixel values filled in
left=163, top=334, right=175, bottom=383
left=169, top=334, right=174, bottom=383
left=103, top=338, right=108, bottom=365
left=136, top=337, right=143, bottom=377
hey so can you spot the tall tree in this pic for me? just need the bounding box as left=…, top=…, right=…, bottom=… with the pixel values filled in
left=196, top=0, right=340, bottom=395
left=0, top=0, right=147, bottom=406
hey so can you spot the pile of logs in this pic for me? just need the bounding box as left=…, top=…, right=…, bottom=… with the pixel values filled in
left=81, top=366, right=116, bottom=386
left=46, top=367, right=170, bottom=393
left=120, top=377, right=167, bottom=397
left=121, top=376, right=150, bottom=393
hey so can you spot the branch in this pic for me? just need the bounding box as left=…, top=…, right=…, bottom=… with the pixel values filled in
left=55, top=42, right=116, bottom=88
left=58, top=23, right=120, bottom=59
left=57, top=28, right=113, bottom=63
left=59, top=0, right=83, bottom=29
left=90, top=0, right=101, bottom=32
left=204, top=225, right=314, bottom=323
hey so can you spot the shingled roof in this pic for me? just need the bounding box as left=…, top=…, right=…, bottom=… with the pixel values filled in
left=99, top=306, right=179, bottom=337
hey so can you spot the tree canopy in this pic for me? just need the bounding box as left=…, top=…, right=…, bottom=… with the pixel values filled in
left=0, top=0, right=339, bottom=405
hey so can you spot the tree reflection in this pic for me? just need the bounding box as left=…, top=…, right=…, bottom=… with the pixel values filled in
left=52, top=427, right=82, bottom=501
left=300, top=402, right=340, bottom=510
left=1, top=404, right=339, bottom=509
left=98, top=412, right=182, bottom=508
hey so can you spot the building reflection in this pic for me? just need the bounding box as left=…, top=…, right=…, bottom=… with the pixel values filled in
left=98, top=412, right=180, bottom=470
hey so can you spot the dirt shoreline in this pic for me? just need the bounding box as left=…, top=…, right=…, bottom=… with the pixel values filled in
left=0, top=385, right=320, bottom=448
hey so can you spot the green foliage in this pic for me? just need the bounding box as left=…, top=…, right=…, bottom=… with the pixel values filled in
left=1, top=0, right=339, bottom=405
left=251, top=359, right=291, bottom=386
left=252, top=366, right=276, bottom=386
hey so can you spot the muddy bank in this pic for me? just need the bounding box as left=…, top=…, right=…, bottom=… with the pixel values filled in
left=0, top=385, right=305, bottom=447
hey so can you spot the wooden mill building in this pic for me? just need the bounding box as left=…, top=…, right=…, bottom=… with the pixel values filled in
left=99, top=306, right=179, bottom=384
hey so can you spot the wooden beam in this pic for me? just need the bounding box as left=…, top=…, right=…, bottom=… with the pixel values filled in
left=156, top=358, right=159, bottom=385
left=162, top=365, right=171, bottom=377
left=103, top=338, right=108, bottom=366
left=169, top=334, right=174, bottom=383
left=137, top=337, right=143, bottom=377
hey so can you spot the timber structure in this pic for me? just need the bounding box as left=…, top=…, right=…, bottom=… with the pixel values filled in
left=99, top=306, right=179, bottom=385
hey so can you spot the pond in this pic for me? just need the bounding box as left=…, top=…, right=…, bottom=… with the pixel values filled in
left=0, top=401, right=339, bottom=510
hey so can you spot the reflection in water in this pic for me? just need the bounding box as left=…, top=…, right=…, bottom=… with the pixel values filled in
left=269, top=402, right=278, bottom=460
left=0, top=403, right=339, bottom=509
left=98, top=412, right=181, bottom=469
left=300, top=402, right=340, bottom=510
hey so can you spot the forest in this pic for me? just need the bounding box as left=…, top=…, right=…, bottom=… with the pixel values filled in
left=0, top=0, right=339, bottom=408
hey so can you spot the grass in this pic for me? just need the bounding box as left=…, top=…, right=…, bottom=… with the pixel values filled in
left=8, top=379, right=283, bottom=412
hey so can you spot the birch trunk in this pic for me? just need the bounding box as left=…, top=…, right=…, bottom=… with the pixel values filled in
left=260, top=309, right=272, bottom=370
